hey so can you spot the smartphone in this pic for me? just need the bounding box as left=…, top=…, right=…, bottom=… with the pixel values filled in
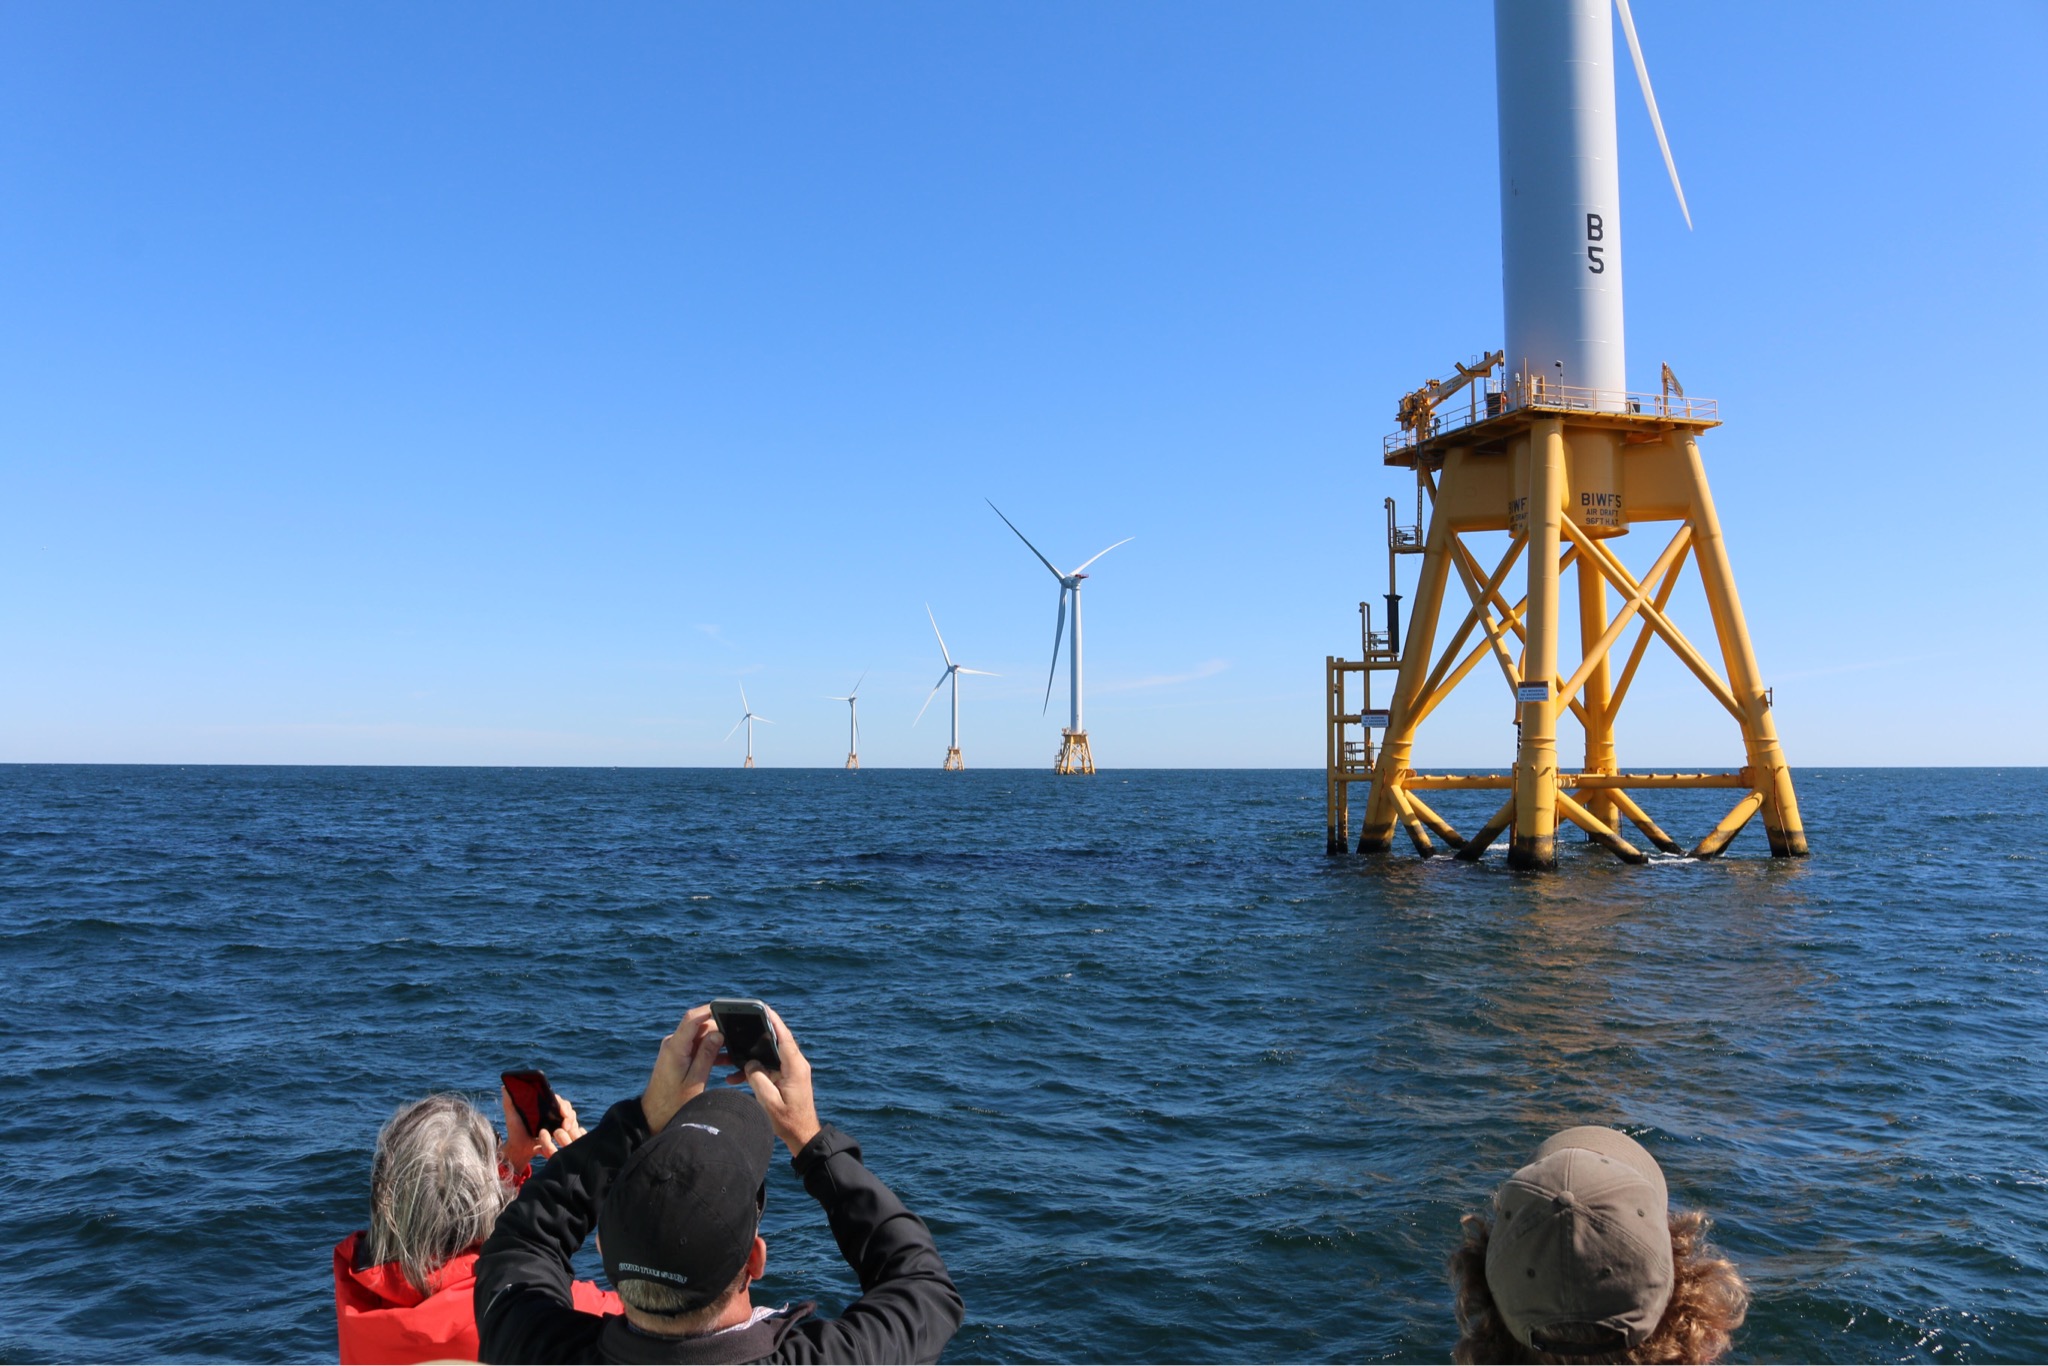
left=709, top=998, right=782, bottom=1072
left=501, top=1069, right=564, bottom=1136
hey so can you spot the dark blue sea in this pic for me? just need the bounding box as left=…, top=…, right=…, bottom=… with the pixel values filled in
left=1, top=766, right=2043, bottom=1363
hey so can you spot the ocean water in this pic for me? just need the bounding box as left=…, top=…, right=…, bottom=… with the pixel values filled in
left=0, top=765, right=2043, bottom=1364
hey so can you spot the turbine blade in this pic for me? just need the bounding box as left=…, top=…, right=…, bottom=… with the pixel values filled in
left=959, top=668, right=1000, bottom=676
left=1072, top=535, right=1134, bottom=575
left=926, top=603, right=954, bottom=667
left=1042, top=587, right=1068, bottom=715
left=1614, top=0, right=1693, bottom=230
left=913, top=678, right=946, bottom=727
left=851, top=669, right=867, bottom=696
left=740, top=683, right=751, bottom=712
left=987, top=499, right=1064, bottom=581
left=724, top=716, right=746, bottom=742
left=756, top=716, right=774, bottom=725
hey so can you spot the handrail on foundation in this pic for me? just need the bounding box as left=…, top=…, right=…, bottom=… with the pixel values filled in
left=1383, top=383, right=1720, bottom=457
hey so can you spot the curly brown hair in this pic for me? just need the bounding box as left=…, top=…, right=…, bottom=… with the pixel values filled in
left=1449, top=1208, right=1749, bottom=1364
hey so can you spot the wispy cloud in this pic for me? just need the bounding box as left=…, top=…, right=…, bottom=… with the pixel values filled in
left=694, top=623, right=738, bottom=650
left=1095, top=659, right=1230, bottom=694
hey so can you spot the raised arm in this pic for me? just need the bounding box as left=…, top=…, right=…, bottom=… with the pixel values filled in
left=475, top=1008, right=722, bottom=1364
left=743, top=1008, right=965, bottom=1364
left=474, top=1097, right=645, bottom=1363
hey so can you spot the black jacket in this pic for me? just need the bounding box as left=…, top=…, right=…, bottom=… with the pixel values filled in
left=475, top=1098, right=963, bottom=1364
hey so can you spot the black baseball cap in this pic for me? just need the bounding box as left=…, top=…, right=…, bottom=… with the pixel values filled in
left=599, top=1090, right=773, bottom=1310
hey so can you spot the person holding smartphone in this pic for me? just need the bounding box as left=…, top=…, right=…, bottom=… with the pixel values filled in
left=474, top=1003, right=964, bottom=1364
left=334, top=1085, right=622, bottom=1364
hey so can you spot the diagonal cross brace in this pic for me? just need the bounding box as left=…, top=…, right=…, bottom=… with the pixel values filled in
left=1420, top=534, right=1525, bottom=704
left=1556, top=524, right=1693, bottom=709
left=1559, top=517, right=1744, bottom=722
left=1449, top=535, right=1591, bottom=728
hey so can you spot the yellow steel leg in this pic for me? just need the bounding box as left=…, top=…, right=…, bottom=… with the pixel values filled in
left=1360, top=453, right=1462, bottom=853
left=1404, top=789, right=1467, bottom=850
left=1554, top=789, right=1648, bottom=864
left=1681, top=436, right=1808, bottom=856
left=1577, top=554, right=1617, bottom=834
left=1325, top=657, right=1345, bottom=854
left=1604, top=786, right=1684, bottom=855
left=1389, top=784, right=1436, bottom=857
left=1510, top=421, right=1565, bottom=870
left=1457, top=794, right=1517, bottom=862
left=1690, top=789, right=1767, bottom=860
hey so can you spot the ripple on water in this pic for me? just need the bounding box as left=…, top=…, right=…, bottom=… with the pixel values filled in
left=0, top=766, right=2044, bottom=1362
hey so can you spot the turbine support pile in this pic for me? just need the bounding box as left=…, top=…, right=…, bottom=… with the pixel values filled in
left=1327, top=362, right=1805, bottom=866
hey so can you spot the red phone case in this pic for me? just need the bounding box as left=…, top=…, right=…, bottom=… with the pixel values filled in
left=501, top=1070, right=562, bottom=1134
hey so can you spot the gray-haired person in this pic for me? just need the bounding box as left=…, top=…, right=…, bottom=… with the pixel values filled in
left=335, top=1088, right=619, bottom=1363
left=1449, top=1126, right=1749, bottom=1364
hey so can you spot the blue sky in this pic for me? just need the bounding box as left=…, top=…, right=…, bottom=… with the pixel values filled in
left=2, top=1, right=2042, bottom=767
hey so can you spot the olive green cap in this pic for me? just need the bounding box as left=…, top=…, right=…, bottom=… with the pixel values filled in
left=1484, top=1126, right=1675, bottom=1353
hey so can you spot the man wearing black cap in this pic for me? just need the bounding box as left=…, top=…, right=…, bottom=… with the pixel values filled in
left=474, top=1005, right=963, bottom=1364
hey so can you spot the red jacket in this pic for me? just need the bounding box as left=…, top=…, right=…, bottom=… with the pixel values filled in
left=334, top=1230, right=622, bottom=1364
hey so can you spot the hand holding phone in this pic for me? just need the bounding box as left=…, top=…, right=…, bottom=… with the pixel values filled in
left=501, top=1069, right=565, bottom=1138
left=709, top=998, right=783, bottom=1072
left=733, top=1003, right=821, bottom=1154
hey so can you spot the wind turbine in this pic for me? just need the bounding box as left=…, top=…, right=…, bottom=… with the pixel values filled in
left=914, top=606, right=997, bottom=771
left=987, top=500, right=1132, bottom=775
left=828, top=672, right=866, bottom=771
left=1341, top=0, right=1808, bottom=869
left=723, top=684, right=772, bottom=769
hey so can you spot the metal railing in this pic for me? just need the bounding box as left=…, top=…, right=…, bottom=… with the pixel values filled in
left=1383, top=381, right=1720, bottom=457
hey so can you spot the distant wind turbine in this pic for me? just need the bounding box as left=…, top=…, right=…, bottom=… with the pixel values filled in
left=915, top=605, right=998, bottom=771
left=723, top=684, right=772, bottom=768
left=987, top=500, right=1131, bottom=774
left=828, top=672, right=866, bottom=771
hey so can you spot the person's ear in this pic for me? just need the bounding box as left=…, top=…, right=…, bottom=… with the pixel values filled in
left=747, top=1235, right=767, bottom=1281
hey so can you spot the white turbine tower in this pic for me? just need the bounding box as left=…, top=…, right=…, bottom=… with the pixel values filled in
left=828, top=672, right=866, bottom=771
left=988, top=500, right=1131, bottom=775
left=723, top=684, right=772, bottom=769
left=914, top=605, right=997, bottom=771
left=1496, top=0, right=1691, bottom=404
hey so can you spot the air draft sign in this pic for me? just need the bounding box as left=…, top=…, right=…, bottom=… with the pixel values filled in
left=1362, top=710, right=1390, bottom=729
left=1515, top=682, right=1550, bottom=704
